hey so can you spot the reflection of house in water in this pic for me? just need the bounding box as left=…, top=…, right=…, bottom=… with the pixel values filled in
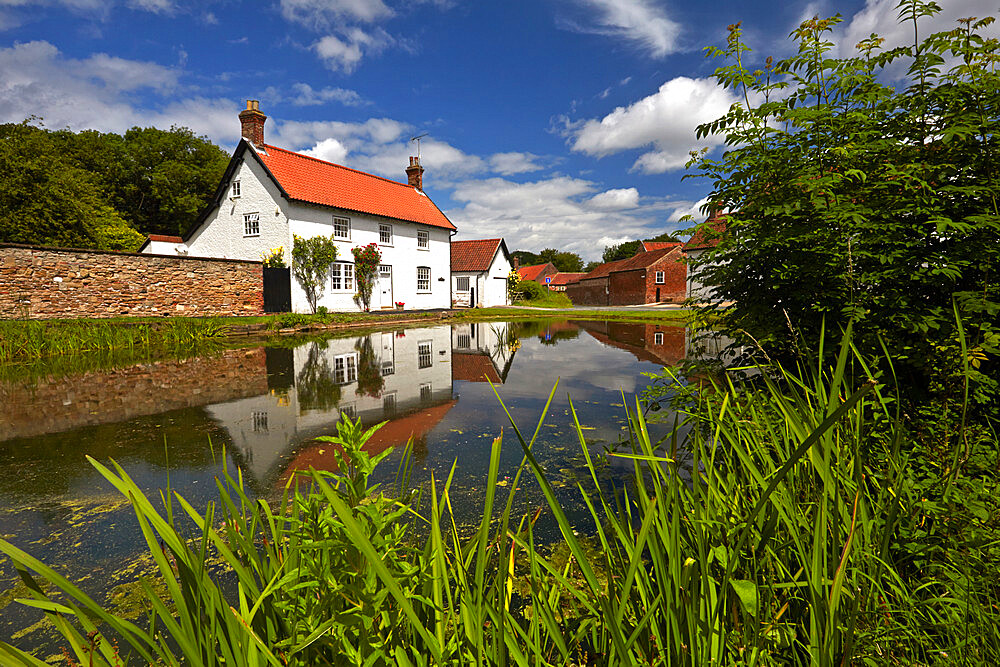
left=204, top=325, right=456, bottom=485
left=450, top=322, right=516, bottom=384
left=578, top=321, right=687, bottom=367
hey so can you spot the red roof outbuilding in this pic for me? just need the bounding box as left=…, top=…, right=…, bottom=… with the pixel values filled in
left=451, top=238, right=506, bottom=272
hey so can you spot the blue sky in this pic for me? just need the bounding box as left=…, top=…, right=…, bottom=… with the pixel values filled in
left=1, top=0, right=995, bottom=260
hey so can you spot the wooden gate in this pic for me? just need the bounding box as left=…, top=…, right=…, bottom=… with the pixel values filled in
left=263, top=267, right=292, bottom=313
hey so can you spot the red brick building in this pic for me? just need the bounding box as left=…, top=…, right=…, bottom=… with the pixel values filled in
left=517, top=262, right=559, bottom=284
left=565, top=246, right=686, bottom=306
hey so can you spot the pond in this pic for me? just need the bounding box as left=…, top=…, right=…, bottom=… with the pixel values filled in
left=0, top=317, right=730, bottom=656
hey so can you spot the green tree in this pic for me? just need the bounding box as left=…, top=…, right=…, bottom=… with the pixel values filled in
left=539, top=248, right=584, bottom=272
left=0, top=121, right=143, bottom=251
left=602, top=240, right=641, bottom=263
left=292, top=234, right=339, bottom=314
left=512, top=250, right=542, bottom=267
left=689, top=3, right=1000, bottom=412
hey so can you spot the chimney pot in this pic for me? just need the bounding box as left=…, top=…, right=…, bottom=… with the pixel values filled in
left=239, top=99, right=267, bottom=149
left=405, top=156, right=424, bottom=190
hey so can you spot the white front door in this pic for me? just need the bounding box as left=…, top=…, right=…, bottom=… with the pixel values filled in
left=378, top=265, right=393, bottom=308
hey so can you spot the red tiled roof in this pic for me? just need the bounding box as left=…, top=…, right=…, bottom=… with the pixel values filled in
left=548, top=272, right=585, bottom=286
left=148, top=234, right=183, bottom=243
left=579, top=247, right=682, bottom=281
left=685, top=212, right=727, bottom=250
left=518, top=263, right=556, bottom=281
left=452, top=239, right=502, bottom=272
left=258, top=145, right=455, bottom=230
left=641, top=241, right=682, bottom=252
left=452, top=352, right=502, bottom=383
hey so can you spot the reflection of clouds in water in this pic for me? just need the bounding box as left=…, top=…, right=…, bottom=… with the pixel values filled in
left=505, top=334, right=645, bottom=400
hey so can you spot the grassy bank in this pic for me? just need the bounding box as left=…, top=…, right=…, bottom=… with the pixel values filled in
left=1, top=332, right=995, bottom=665
left=0, top=308, right=690, bottom=363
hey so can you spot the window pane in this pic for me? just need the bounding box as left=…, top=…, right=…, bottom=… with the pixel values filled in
left=456, top=276, right=469, bottom=291
left=334, top=217, right=350, bottom=239
left=344, top=264, right=354, bottom=290
left=379, top=224, right=392, bottom=244
left=330, top=263, right=342, bottom=290
left=417, top=267, right=430, bottom=291
left=418, top=342, right=432, bottom=369
left=417, top=231, right=428, bottom=248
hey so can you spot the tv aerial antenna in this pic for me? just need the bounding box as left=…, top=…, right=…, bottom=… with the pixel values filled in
left=410, top=133, right=428, bottom=159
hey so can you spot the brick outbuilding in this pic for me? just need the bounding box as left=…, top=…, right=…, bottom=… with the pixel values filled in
left=566, top=247, right=686, bottom=306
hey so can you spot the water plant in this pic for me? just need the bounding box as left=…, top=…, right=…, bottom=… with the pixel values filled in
left=0, top=329, right=996, bottom=664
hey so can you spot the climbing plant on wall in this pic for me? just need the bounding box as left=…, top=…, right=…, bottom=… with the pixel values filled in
left=352, top=243, right=381, bottom=312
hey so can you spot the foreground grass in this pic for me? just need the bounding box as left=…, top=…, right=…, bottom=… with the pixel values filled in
left=2, top=330, right=996, bottom=665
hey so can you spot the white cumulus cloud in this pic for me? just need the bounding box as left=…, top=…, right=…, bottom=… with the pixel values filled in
left=289, top=82, right=368, bottom=107
left=0, top=41, right=239, bottom=142
left=279, top=0, right=392, bottom=28
left=489, top=151, right=545, bottom=175
left=589, top=187, right=639, bottom=210
left=569, top=76, right=740, bottom=173
left=562, top=0, right=682, bottom=57
left=448, top=176, right=673, bottom=260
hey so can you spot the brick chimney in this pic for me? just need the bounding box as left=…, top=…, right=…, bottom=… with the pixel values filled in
left=406, top=156, right=424, bottom=190
left=513, top=256, right=520, bottom=270
left=239, top=100, right=267, bottom=149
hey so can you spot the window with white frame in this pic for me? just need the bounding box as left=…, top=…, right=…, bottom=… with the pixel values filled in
left=655, top=271, right=665, bottom=284
left=381, top=359, right=395, bottom=376
left=419, top=383, right=432, bottom=403
left=330, top=262, right=355, bottom=291
left=333, top=216, right=351, bottom=240
left=457, top=333, right=471, bottom=349
left=417, top=230, right=429, bottom=249
left=379, top=223, right=393, bottom=245
left=456, top=276, right=470, bottom=292
left=417, top=266, right=431, bottom=292
left=334, top=353, right=358, bottom=384
left=654, top=332, right=664, bottom=345
left=243, top=212, right=260, bottom=237
left=417, top=341, right=432, bottom=369
left=383, top=392, right=397, bottom=416
left=231, top=180, right=241, bottom=198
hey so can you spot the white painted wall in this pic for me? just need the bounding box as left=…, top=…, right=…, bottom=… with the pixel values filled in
left=143, top=239, right=188, bottom=256
left=686, top=248, right=719, bottom=303
left=184, top=154, right=293, bottom=265
left=287, top=209, right=451, bottom=313
left=450, top=247, right=512, bottom=308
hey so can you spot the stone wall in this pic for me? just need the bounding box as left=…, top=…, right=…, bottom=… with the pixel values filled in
left=0, top=244, right=263, bottom=320
left=0, top=348, right=268, bottom=441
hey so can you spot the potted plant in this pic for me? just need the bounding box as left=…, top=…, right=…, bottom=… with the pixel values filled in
left=395, top=301, right=405, bottom=310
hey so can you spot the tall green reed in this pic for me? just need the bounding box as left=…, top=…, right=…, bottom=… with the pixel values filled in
left=1, top=329, right=996, bottom=664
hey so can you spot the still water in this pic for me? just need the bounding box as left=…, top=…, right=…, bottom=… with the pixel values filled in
left=0, top=318, right=718, bottom=656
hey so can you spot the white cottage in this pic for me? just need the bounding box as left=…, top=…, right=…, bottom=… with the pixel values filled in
left=449, top=238, right=513, bottom=308
left=140, top=101, right=455, bottom=312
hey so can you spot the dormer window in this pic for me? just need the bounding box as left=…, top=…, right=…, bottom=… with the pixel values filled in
left=232, top=180, right=241, bottom=198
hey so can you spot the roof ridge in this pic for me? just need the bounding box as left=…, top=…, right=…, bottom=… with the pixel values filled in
left=263, top=144, right=417, bottom=191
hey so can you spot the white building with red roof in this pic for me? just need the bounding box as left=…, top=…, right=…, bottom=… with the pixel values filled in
left=450, top=238, right=512, bottom=307
left=141, top=101, right=455, bottom=313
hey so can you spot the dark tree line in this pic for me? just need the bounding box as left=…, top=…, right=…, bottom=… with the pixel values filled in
left=0, top=120, right=229, bottom=251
